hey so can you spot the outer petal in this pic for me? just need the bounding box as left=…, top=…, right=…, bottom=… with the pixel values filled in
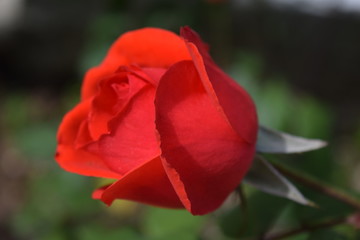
left=103, top=28, right=191, bottom=68
left=82, top=28, right=191, bottom=100
left=56, top=145, right=121, bottom=179
left=57, top=99, right=91, bottom=146
left=180, top=27, right=258, bottom=144
left=155, top=61, right=255, bottom=215
left=56, top=100, right=121, bottom=178
left=93, top=157, right=183, bottom=209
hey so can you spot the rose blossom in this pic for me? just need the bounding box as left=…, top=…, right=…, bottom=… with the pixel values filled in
left=55, top=26, right=258, bottom=215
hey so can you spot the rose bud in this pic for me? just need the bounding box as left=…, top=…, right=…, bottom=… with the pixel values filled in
left=55, top=27, right=258, bottom=215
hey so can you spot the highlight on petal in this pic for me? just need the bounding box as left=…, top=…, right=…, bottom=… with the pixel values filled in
left=82, top=28, right=191, bottom=100
left=93, top=157, right=183, bottom=209
left=104, top=28, right=191, bottom=68
left=155, top=60, right=255, bottom=215
left=180, top=26, right=258, bottom=144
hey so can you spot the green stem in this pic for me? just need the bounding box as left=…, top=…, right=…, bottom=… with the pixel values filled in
left=246, top=162, right=360, bottom=240
left=272, top=162, right=360, bottom=211
left=263, top=217, right=347, bottom=240
left=236, top=185, right=249, bottom=235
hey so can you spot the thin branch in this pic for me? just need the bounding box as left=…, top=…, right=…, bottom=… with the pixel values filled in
left=272, top=162, right=360, bottom=211
left=263, top=217, right=347, bottom=240
left=236, top=184, right=247, bottom=209
left=236, top=184, right=249, bottom=235
left=245, top=162, right=360, bottom=240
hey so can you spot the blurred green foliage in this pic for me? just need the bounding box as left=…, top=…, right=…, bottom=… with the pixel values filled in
left=3, top=48, right=358, bottom=239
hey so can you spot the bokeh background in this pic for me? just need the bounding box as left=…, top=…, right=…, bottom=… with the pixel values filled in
left=1, top=0, right=360, bottom=239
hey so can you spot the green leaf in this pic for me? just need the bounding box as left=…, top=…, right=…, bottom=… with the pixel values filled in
left=256, top=126, right=327, bottom=154
left=243, top=155, right=314, bottom=206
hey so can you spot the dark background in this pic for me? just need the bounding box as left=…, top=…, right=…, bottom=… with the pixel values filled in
left=1, top=0, right=359, bottom=239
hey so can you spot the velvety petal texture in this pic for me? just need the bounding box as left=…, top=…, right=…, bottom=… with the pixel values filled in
left=81, top=28, right=191, bottom=100
left=56, top=100, right=122, bottom=179
left=155, top=61, right=255, bottom=215
left=55, top=26, right=258, bottom=216
left=93, top=157, right=183, bottom=208
left=180, top=27, right=258, bottom=144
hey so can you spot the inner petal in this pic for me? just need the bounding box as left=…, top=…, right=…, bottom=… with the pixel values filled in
left=95, top=82, right=160, bottom=175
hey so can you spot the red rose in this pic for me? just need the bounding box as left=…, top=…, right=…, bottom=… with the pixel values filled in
left=55, top=27, right=258, bottom=215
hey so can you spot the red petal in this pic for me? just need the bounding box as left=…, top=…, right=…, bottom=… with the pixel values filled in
left=180, top=27, right=258, bottom=144
left=95, top=81, right=160, bottom=175
left=56, top=100, right=121, bottom=178
left=103, top=28, right=191, bottom=68
left=93, top=157, right=183, bottom=209
left=56, top=145, right=121, bottom=178
left=87, top=71, right=136, bottom=141
left=57, top=99, right=91, bottom=146
left=82, top=61, right=127, bottom=101
left=86, top=66, right=166, bottom=143
left=141, top=67, right=167, bottom=86
left=155, top=61, right=255, bottom=215
left=82, top=28, right=191, bottom=100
